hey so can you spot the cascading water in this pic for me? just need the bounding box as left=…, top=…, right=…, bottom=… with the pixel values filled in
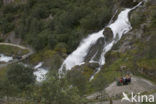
left=59, top=30, right=104, bottom=72
left=59, top=1, right=143, bottom=79
left=0, top=54, right=13, bottom=63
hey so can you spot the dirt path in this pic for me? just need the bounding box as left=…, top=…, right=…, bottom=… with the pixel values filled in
left=90, top=93, right=156, bottom=104
left=0, top=43, right=34, bottom=69
left=0, top=43, right=27, bottom=50
left=87, top=76, right=156, bottom=104
left=105, top=76, right=156, bottom=97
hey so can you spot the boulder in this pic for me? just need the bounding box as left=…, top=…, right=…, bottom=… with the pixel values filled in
left=84, top=37, right=105, bottom=62
left=103, top=27, right=113, bottom=43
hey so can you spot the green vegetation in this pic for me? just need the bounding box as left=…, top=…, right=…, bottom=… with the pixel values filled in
left=0, top=0, right=114, bottom=53
left=7, top=64, right=35, bottom=90
left=97, top=4, right=156, bottom=85
left=131, top=10, right=146, bottom=28
left=0, top=45, right=29, bottom=56
left=0, top=66, right=7, bottom=80
left=0, top=64, right=87, bottom=104
left=67, top=69, right=90, bottom=95
left=28, top=43, right=66, bottom=66
left=0, top=64, right=35, bottom=97
left=150, top=6, right=156, bottom=27
left=32, top=70, right=86, bottom=104
left=0, top=0, right=156, bottom=103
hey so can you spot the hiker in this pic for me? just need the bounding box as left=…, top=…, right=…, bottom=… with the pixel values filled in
left=119, top=77, right=123, bottom=83
left=117, top=77, right=123, bottom=86
left=123, top=77, right=128, bottom=85
left=126, top=74, right=131, bottom=83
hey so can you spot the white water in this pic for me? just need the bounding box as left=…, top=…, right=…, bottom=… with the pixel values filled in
left=0, top=54, right=13, bottom=62
left=59, top=30, right=104, bottom=73
left=33, top=62, right=48, bottom=82
left=34, top=62, right=43, bottom=69
left=89, top=9, right=132, bottom=80
left=34, top=68, right=48, bottom=82
left=99, top=9, right=132, bottom=67
left=59, top=2, right=143, bottom=79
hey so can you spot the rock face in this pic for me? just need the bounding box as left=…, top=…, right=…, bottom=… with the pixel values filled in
left=104, top=0, right=156, bottom=82
left=103, top=27, right=113, bottom=43
left=5, top=31, right=22, bottom=44
left=84, top=28, right=113, bottom=62
left=85, top=37, right=105, bottom=62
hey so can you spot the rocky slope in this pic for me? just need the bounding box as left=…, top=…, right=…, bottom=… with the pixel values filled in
left=106, top=0, right=156, bottom=81
left=89, top=1, right=156, bottom=102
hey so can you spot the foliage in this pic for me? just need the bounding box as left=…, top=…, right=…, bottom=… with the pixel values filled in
left=137, top=58, right=156, bottom=70
left=0, top=64, right=88, bottom=103
left=0, top=45, right=29, bottom=56
left=0, top=64, right=35, bottom=97
left=32, top=70, right=86, bottom=104
left=67, top=69, right=89, bottom=95
left=150, top=6, right=156, bottom=27
left=131, top=10, right=146, bottom=28
left=6, top=64, right=35, bottom=90
left=0, top=0, right=3, bottom=8
left=0, top=0, right=113, bottom=53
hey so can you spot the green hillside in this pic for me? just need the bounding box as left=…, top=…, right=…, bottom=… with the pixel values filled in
left=0, top=0, right=156, bottom=104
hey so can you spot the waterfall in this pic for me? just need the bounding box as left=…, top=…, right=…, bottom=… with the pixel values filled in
left=59, top=30, right=104, bottom=72
left=59, top=2, right=143, bottom=79
left=0, top=54, right=13, bottom=63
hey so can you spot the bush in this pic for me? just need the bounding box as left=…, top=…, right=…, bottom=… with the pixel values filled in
left=67, top=69, right=89, bottom=95
left=6, top=64, right=35, bottom=90
left=0, top=0, right=3, bottom=8
left=0, top=0, right=114, bottom=52
left=31, top=3, right=49, bottom=19
left=131, top=11, right=145, bottom=28
left=32, top=70, right=86, bottom=104
left=151, top=9, right=156, bottom=27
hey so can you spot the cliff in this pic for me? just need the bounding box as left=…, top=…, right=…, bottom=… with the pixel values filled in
left=99, top=0, right=156, bottom=83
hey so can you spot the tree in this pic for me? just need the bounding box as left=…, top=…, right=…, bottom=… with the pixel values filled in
left=0, top=0, right=3, bottom=8
left=31, top=3, right=49, bottom=19
left=67, top=69, right=89, bottom=95
left=6, top=64, right=35, bottom=90
left=32, top=70, right=86, bottom=104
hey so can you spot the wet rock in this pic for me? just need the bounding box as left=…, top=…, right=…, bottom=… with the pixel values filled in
left=84, top=28, right=113, bottom=63
left=103, top=27, right=113, bottom=43
left=84, top=37, right=105, bottom=62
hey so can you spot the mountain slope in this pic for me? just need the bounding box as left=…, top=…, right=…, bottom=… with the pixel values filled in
left=93, top=0, right=156, bottom=88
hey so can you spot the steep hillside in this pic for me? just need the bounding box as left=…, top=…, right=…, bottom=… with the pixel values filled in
left=0, top=0, right=114, bottom=53
left=93, top=0, right=156, bottom=89
left=0, top=0, right=156, bottom=104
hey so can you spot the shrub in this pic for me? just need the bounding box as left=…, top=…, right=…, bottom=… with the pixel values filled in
left=6, top=64, right=35, bottom=90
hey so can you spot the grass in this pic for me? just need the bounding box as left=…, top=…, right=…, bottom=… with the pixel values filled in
left=135, top=71, right=156, bottom=84
left=0, top=66, right=8, bottom=81
left=0, top=45, right=29, bottom=56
